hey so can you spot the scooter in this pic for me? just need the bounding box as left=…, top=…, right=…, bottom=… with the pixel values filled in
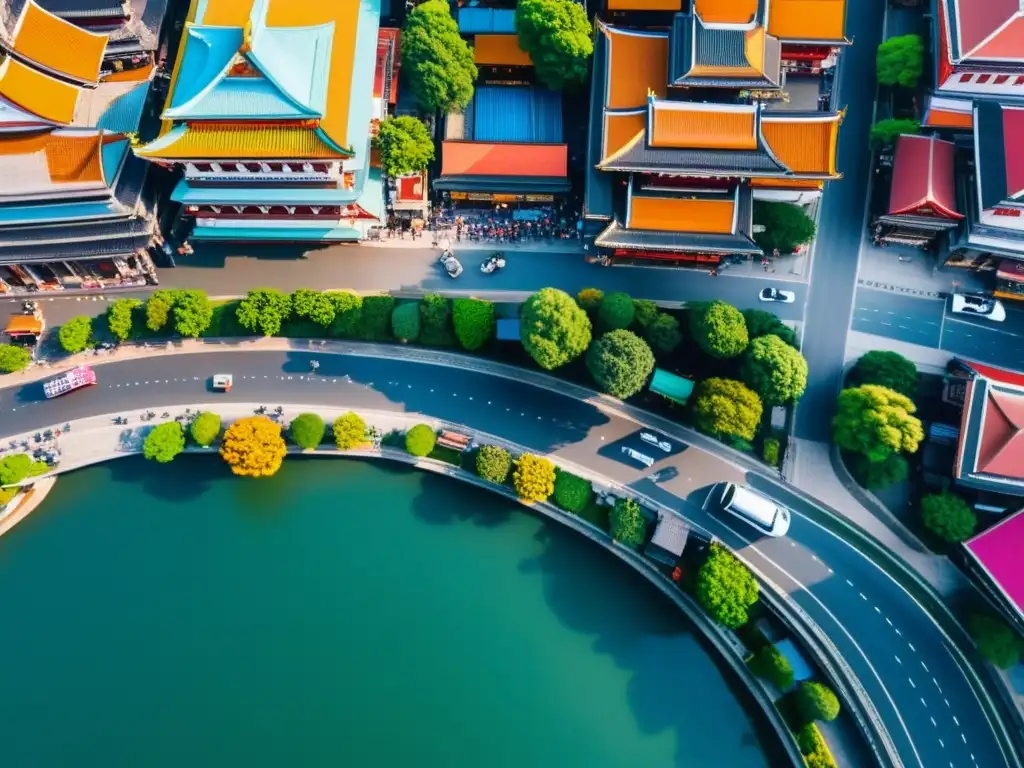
left=480, top=254, right=506, bottom=274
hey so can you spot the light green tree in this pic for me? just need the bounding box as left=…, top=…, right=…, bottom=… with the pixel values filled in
left=832, top=385, right=923, bottom=462
left=520, top=288, right=591, bottom=370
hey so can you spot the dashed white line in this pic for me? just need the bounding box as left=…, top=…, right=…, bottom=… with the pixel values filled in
left=895, top=655, right=902, bottom=665
left=908, top=678, right=916, bottom=688
left=929, top=716, right=936, bottom=726
left=845, top=579, right=854, bottom=587
left=952, top=715, right=959, bottom=726
left=961, top=734, right=967, bottom=744
left=921, top=661, right=929, bottom=672
left=859, top=592, right=867, bottom=600
left=885, top=617, right=893, bottom=626
left=944, top=698, right=951, bottom=708
left=939, top=739, right=944, bottom=748
left=874, top=606, right=882, bottom=613
left=908, top=642, right=916, bottom=652
left=920, top=697, right=927, bottom=708
left=895, top=628, right=902, bottom=637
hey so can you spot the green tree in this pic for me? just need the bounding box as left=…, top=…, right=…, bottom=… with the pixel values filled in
left=512, top=453, right=556, bottom=502
left=749, top=644, right=795, bottom=690
left=762, top=437, right=781, bottom=467
left=752, top=201, right=816, bottom=254
left=795, top=724, right=828, bottom=757
left=876, top=34, right=924, bottom=88
left=794, top=681, right=841, bottom=724
left=143, top=421, right=185, bottom=464
left=375, top=116, right=434, bottom=178
left=391, top=302, right=421, bottom=342
left=576, top=287, right=604, bottom=312
left=327, top=291, right=363, bottom=338
left=405, top=424, right=437, bottom=456
left=921, top=491, right=977, bottom=543
left=475, top=445, right=512, bottom=484
left=172, top=289, right=213, bottom=338
left=291, top=289, right=335, bottom=327
left=236, top=288, right=292, bottom=336
left=402, top=0, right=476, bottom=112
left=552, top=469, right=593, bottom=514
left=832, top=385, right=923, bottom=462
left=359, top=295, right=395, bottom=340
left=515, top=0, right=593, bottom=90
left=420, top=294, right=455, bottom=346
left=741, top=334, right=809, bottom=405
left=691, top=300, right=748, bottom=358
left=107, top=298, right=141, bottom=342
left=146, top=289, right=174, bottom=331
left=585, top=329, right=655, bottom=398
left=333, top=412, right=367, bottom=450
left=692, top=378, right=763, bottom=442
left=846, top=451, right=909, bottom=491
left=0, top=453, right=31, bottom=485
left=0, top=344, right=31, bottom=373
left=643, top=312, right=682, bottom=354
left=289, top=413, right=326, bottom=449
left=696, top=543, right=759, bottom=629
left=452, top=298, right=495, bottom=351
left=520, top=287, right=592, bottom=370
left=610, top=497, right=646, bottom=548
left=597, top=291, right=635, bottom=331
left=189, top=411, right=221, bottom=447
left=967, top=612, right=1024, bottom=669
left=848, top=350, right=917, bottom=399
left=57, top=316, right=93, bottom=353
left=632, top=299, right=659, bottom=329
left=742, top=308, right=796, bottom=347
left=870, top=118, right=920, bottom=147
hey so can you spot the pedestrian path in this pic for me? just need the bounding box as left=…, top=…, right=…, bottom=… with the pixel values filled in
left=857, top=243, right=990, bottom=298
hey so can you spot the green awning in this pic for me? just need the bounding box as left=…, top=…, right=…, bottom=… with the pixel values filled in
left=650, top=368, right=694, bottom=405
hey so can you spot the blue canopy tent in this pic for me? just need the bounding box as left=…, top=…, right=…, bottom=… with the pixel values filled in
left=649, top=368, right=694, bottom=405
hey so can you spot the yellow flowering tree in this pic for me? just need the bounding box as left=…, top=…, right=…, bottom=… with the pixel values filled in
left=219, top=416, right=287, bottom=477
left=512, top=454, right=556, bottom=502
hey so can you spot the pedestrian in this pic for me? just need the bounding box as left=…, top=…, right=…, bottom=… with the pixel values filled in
left=710, top=268, right=718, bottom=277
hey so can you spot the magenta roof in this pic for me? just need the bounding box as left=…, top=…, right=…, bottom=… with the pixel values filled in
left=966, top=508, right=1024, bottom=618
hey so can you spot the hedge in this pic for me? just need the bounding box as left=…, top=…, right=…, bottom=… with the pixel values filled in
left=748, top=644, right=795, bottom=690
left=552, top=469, right=593, bottom=513
left=795, top=723, right=836, bottom=767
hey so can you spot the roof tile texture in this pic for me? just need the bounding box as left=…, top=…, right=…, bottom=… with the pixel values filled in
left=12, top=0, right=108, bottom=83
left=605, top=28, right=668, bottom=110
left=628, top=196, right=736, bottom=234
left=650, top=104, right=757, bottom=150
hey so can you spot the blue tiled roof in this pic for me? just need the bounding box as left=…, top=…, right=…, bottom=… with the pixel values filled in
left=96, top=82, right=149, bottom=134
left=171, top=178, right=359, bottom=205
left=0, top=199, right=121, bottom=226
left=101, top=139, right=130, bottom=186
left=356, top=167, right=384, bottom=220
left=249, top=24, right=334, bottom=117
left=341, top=0, right=381, bottom=157
left=190, top=224, right=364, bottom=241
left=458, top=7, right=515, bottom=34
left=167, top=26, right=243, bottom=110
left=473, top=86, right=562, bottom=143
left=173, top=77, right=318, bottom=120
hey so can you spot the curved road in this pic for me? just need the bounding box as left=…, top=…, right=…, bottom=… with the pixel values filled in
left=0, top=350, right=1008, bottom=768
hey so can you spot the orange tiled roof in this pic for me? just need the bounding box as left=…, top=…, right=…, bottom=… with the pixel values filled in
left=12, top=0, right=108, bottom=83
left=923, top=107, right=974, bottom=130
left=767, top=0, right=848, bottom=43
left=628, top=195, right=737, bottom=234
left=0, top=132, right=110, bottom=184
left=101, top=63, right=156, bottom=83
left=761, top=113, right=842, bottom=176
left=750, top=177, right=825, bottom=190
left=607, top=0, right=680, bottom=10
left=0, top=57, right=81, bottom=124
left=603, top=111, right=645, bottom=164
left=650, top=101, right=758, bottom=150
left=694, top=0, right=759, bottom=24
left=442, top=141, right=568, bottom=177
left=474, top=35, right=532, bottom=67
left=604, top=25, right=668, bottom=110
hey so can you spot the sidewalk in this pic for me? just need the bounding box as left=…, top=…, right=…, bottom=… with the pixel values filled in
left=857, top=243, right=990, bottom=298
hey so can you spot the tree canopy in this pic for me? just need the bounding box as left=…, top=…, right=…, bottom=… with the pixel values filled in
left=0, top=453, right=31, bottom=485
left=0, top=344, right=30, bottom=373
left=402, top=0, right=477, bottom=112
left=596, top=291, right=635, bottom=331
left=967, top=612, right=1024, bottom=669
left=552, top=469, right=592, bottom=514
left=513, top=454, right=556, bottom=502
left=405, top=424, right=437, bottom=456
left=190, top=411, right=221, bottom=447
left=334, top=412, right=367, bottom=450
left=696, top=543, right=759, bottom=629
left=690, top=300, right=748, bottom=358
left=832, top=385, right=923, bottom=463
left=515, top=0, right=593, bottom=90
left=220, top=417, right=287, bottom=477
left=476, top=445, right=512, bottom=484
left=742, top=308, right=797, bottom=347
left=419, top=294, right=455, bottom=346
left=920, top=491, right=977, bottom=543
left=391, top=302, right=421, bottom=343
left=58, top=316, right=93, bottom=353
left=107, top=298, right=141, bottom=342
left=741, top=334, right=809, bottom=405
left=291, top=289, right=336, bottom=328
left=143, top=422, right=185, bottom=463
left=848, top=350, right=917, bottom=398
left=576, top=287, right=604, bottom=312
left=585, top=329, right=655, bottom=398
left=876, top=34, right=924, bottom=88
left=794, top=681, right=841, bottom=724
left=236, top=289, right=292, bottom=336
left=375, top=116, right=435, bottom=178
left=610, top=497, right=647, bottom=548
left=632, top=300, right=659, bottom=329
left=289, top=413, right=326, bottom=450
left=359, top=295, right=395, bottom=341
left=692, top=378, right=763, bottom=442
left=643, top=312, right=683, bottom=355
left=870, top=118, right=920, bottom=146
left=452, top=298, right=495, bottom=351
left=845, top=451, right=909, bottom=491
left=752, top=201, right=816, bottom=254
left=520, top=288, right=592, bottom=370
left=172, top=290, right=214, bottom=338
left=327, top=291, right=363, bottom=338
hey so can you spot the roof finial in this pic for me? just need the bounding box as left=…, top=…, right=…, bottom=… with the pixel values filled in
left=240, top=20, right=252, bottom=54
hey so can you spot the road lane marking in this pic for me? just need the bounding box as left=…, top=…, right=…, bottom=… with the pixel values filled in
left=886, top=617, right=893, bottom=625
left=920, top=697, right=927, bottom=708
left=953, top=715, right=959, bottom=726
left=929, top=716, right=936, bottom=726
left=895, top=655, right=902, bottom=665
left=933, top=679, right=941, bottom=692
left=859, top=592, right=867, bottom=600
left=939, top=739, right=944, bottom=748
left=908, top=642, right=916, bottom=652
left=874, top=606, right=881, bottom=613
left=962, top=734, right=967, bottom=744
left=846, top=579, right=854, bottom=586
left=909, top=678, right=915, bottom=688
left=921, top=661, right=928, bottom=672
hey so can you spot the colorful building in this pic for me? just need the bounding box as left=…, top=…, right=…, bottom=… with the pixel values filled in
left=0, top=0, right=160, bottom=294
left=136, top=0, right=382, bottom=242
left=586, top=0, right=847, bottom=266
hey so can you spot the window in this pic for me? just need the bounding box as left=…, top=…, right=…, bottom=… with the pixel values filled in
left=976, top=74, right=992, bottom=84
left=994, top=75, right=1010, bottom=85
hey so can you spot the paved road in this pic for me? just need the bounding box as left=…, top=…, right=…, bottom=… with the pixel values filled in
left=853, top=288, right=1024, bottom=370
left=0, top=350, right=1007, bottom=768
left=795, top=0, right=887, bottom=441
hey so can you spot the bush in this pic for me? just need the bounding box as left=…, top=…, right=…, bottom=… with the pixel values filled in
left=846, top=451, right=908, bottom=491
left=236, top=288, right=292, bottom=336
left=190, top=411, right=221, bottom=447
left=632, top=299, right=659, bottom=329
left=333, top=412, right=367, bottom=450
left=742, top=308, right=796, bottom=347
left=391, top=302, right=421, bottom=343
left=690, top=300, right=748, bottom=358
left=741, top=334, right=809, bottom=405
left=143, top=421, right=185, bottom=463
left=512, top=453, right=556, bottom=502
left=405, top=424, right=437, bottom=456
left=610, top=497, right=646, bottom=548
left=171, top=290, right=214, bottom=337
left=359, top=295, right=395, bottom=340
left=876, top=34, right=924, bottom=88
left=0, top=344, right=31, bottom=373
left=848, top=350, right=917, bottom=399
left=643, top=312, right=682, bottom=354
left=452, top=298, right=495, bottom=350
left=692, top=378, right=763, bottom=442
left=58, top=316, right=93, bottom=353
left=220, top=416, right=287, bottom=477
left=291, top=289, right=335, bottom=327
left=289, top=412, right=326, bottom=449
left=576, top=287, right=604, bottom=312
left=967, top=612, right=1024, bottom=669
left=869, top=118, right=920, bottom=146
left=552, top=469, right=593, bottom=513
left=475, top=445, right=512, bottom=484
left=28, top=460, right=50, bottom=477
left=920, top=491, right=977, bottom=543
left=520, top=288, right=592, bottom=370
left=0, top=453, right=32, bottom=485
left=146, top=290, right=174, bottom=331
left=832, top=385, right=923, bottom=462
left=696, top=543, right=759, bottom=629
left=401, top=0, right=476, bottom=112
left=749, top=644, right=795, bottom=690
left=597, top=291, right=635, bottom=331
left=585, top=329, right=655, bottom=398
left=794, top=681, right=840, bottom=724
left=762, top=437, right=781, bottom=467
left=419, top=294, right=455, bottom=346
left=107, top=298, right=142, bottom=341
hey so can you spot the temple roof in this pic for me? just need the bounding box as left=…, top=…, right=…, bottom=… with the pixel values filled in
left=0, top=57, right=81, bottom=124
left=942, top=0, right=1024, bottom=64
left=922, top=95, right=974, bottom=130
left=602, top=25, right=669, bottom=111
left=956, top=362, right=1024, bottom=494
left=888, top=135, right=962, bottom=219
left=473, top=34, right=532, bottom=67
left=9, top=0, right=107, bottom=83
left=0, top=132, right=118, bottom=197
left=134, top=124, right=350, bottom=160
left=628, top=191, right=739, bottom=234
left=440, top=141, right=568, bottom=178
left=766, top=0, right=848, bottom=44
left=669, top=11, right=782, bottom=88
left=760, top=111, right=842, bottom=175
left=648, top=101, right=759, bottom=151
left=974, top=101, right=1024, bottom=211
left=693, top=0, right=760, bottom=25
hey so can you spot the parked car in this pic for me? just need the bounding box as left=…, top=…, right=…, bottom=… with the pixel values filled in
left=621, top=446, right=654, bottom=467
left=759, top=287, right=795, bottom=303
left=951, top=293, right=1006, bottom=322
left=640, top=431, right=672, bottom=453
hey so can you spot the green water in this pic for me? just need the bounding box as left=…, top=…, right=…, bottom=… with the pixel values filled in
left=0, top=456, right=775, bottom=768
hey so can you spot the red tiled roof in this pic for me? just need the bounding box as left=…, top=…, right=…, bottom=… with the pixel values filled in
left=964, top=360, right=1024, bottom=388
left=441, top=141, right=568, bottom=177
left=978, top=389, right=1024, bottom=477
left=888, top=135, right=962, bottom=219
left=952, top=0, right=1024, bottom=61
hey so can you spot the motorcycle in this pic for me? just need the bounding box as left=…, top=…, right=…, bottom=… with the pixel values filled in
left=480, top=253, right=506, bottom=274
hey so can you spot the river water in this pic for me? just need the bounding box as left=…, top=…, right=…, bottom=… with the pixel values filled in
left=0, top=456, right=776, bottom=768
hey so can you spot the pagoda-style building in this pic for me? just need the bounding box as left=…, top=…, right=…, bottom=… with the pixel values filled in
left=0, top=0, right=159, bottom=294
left=136, top=0, right=383, bottom=242
left=586, top=0, right=848, bottom=266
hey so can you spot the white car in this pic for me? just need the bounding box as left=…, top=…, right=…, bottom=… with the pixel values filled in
left=640, top=431, right=672, bottom=453
left=621, top=446, right=654, bottom=467
left=951, top=293, right=1006, bottom=322
left=759, top=287, right=795, bottom=303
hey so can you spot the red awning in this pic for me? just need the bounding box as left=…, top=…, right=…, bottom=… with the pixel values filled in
left=888, top=135, right=963, bottom=219
left=998, top=259, right=1024, bottom=282
left=441, top=142, right=568, bottom=177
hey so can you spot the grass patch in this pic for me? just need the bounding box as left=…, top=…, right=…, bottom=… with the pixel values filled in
left=27, top=461, right=51, bottom=477
left=573, top=497, right=610, bottom=532
left=0, top=486, right=18, bottom=506
left=428, top=444, right=465, bottom=466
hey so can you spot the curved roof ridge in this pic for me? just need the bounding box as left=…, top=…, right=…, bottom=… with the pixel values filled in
left=163, top=25, right=242, bottom=118
left=247, top=22, right=335, bottom=118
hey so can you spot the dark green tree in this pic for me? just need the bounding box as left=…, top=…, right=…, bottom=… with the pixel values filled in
left=405, top=424, right=437, bottom=456
left=643, top=312, right=683, bottom=355
left=327, top=291, right=363, bottom=338
left=107, top=298, right=142, bottom=342
left=870, top=118, right=920, bottom=147
left=402, top=0, right=476, bottom=112
left=289, top=413, right=326, bottom=449
left=58, top=316, right=93, bottom=353
left=391, top=302, right=421, bottom=343
left=143, top=422, right=185, bottom=464
left=632, top=299, right=659, bottom=329
left=375, top=116, right=434, bottom=178
left=172, top=290, right=213, bottom=338
left=845, top=451, right=909, bottom=491
left=691, top=300, right=748, bottom=358
left=752, top=201, right=816, bottom=254
left=692, top=378, right=763, bottom=442
left=520, top=287, right=592, bottom=370
left=452, top=298, right=495, bottom=351
left=0, top=453, right=31, bottom=485
left=291, top=289, right=335, bottom=328
left=576, top=287, right=604, bottom=312
left=749, top=644, right=795, bottom=690
left=0, top=344, right=31, bottom=373
left=742, top=308, right=796, bottom=347
left=610, top=497, right=647, bottom=548
left=696, top=543, right=759, bottom=629
left=876, top=34, right=924, bottom=88
left=236, top=288, right=292, bottom=336
left=794, top=681, right=841, bottom=724
left=848, top=350, right=917, bottom=398
left=190, top=411, right=221, bottom=447
left=596, top=291, right=635, bottom=331
left=741, top=334, right=809, bottom=405
left=921, top=491, right=977, bottom=543
left=832, top=385, right=923, bottom=462
left=967, top=612, right=1024, bottom=669
left=585, top=329, right=655, bottom=398
left=552, top=469, right=593, bottom=514
left=515, top=0, right=593, bottom=90
left=475, top=445, right=512, bottom=484
left=420, top=294, right=455, bottom=346
left=358, top=295, right=395, bottom=340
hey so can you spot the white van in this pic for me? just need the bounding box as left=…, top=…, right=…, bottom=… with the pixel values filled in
left=714, top=482, right=791, bottom=537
